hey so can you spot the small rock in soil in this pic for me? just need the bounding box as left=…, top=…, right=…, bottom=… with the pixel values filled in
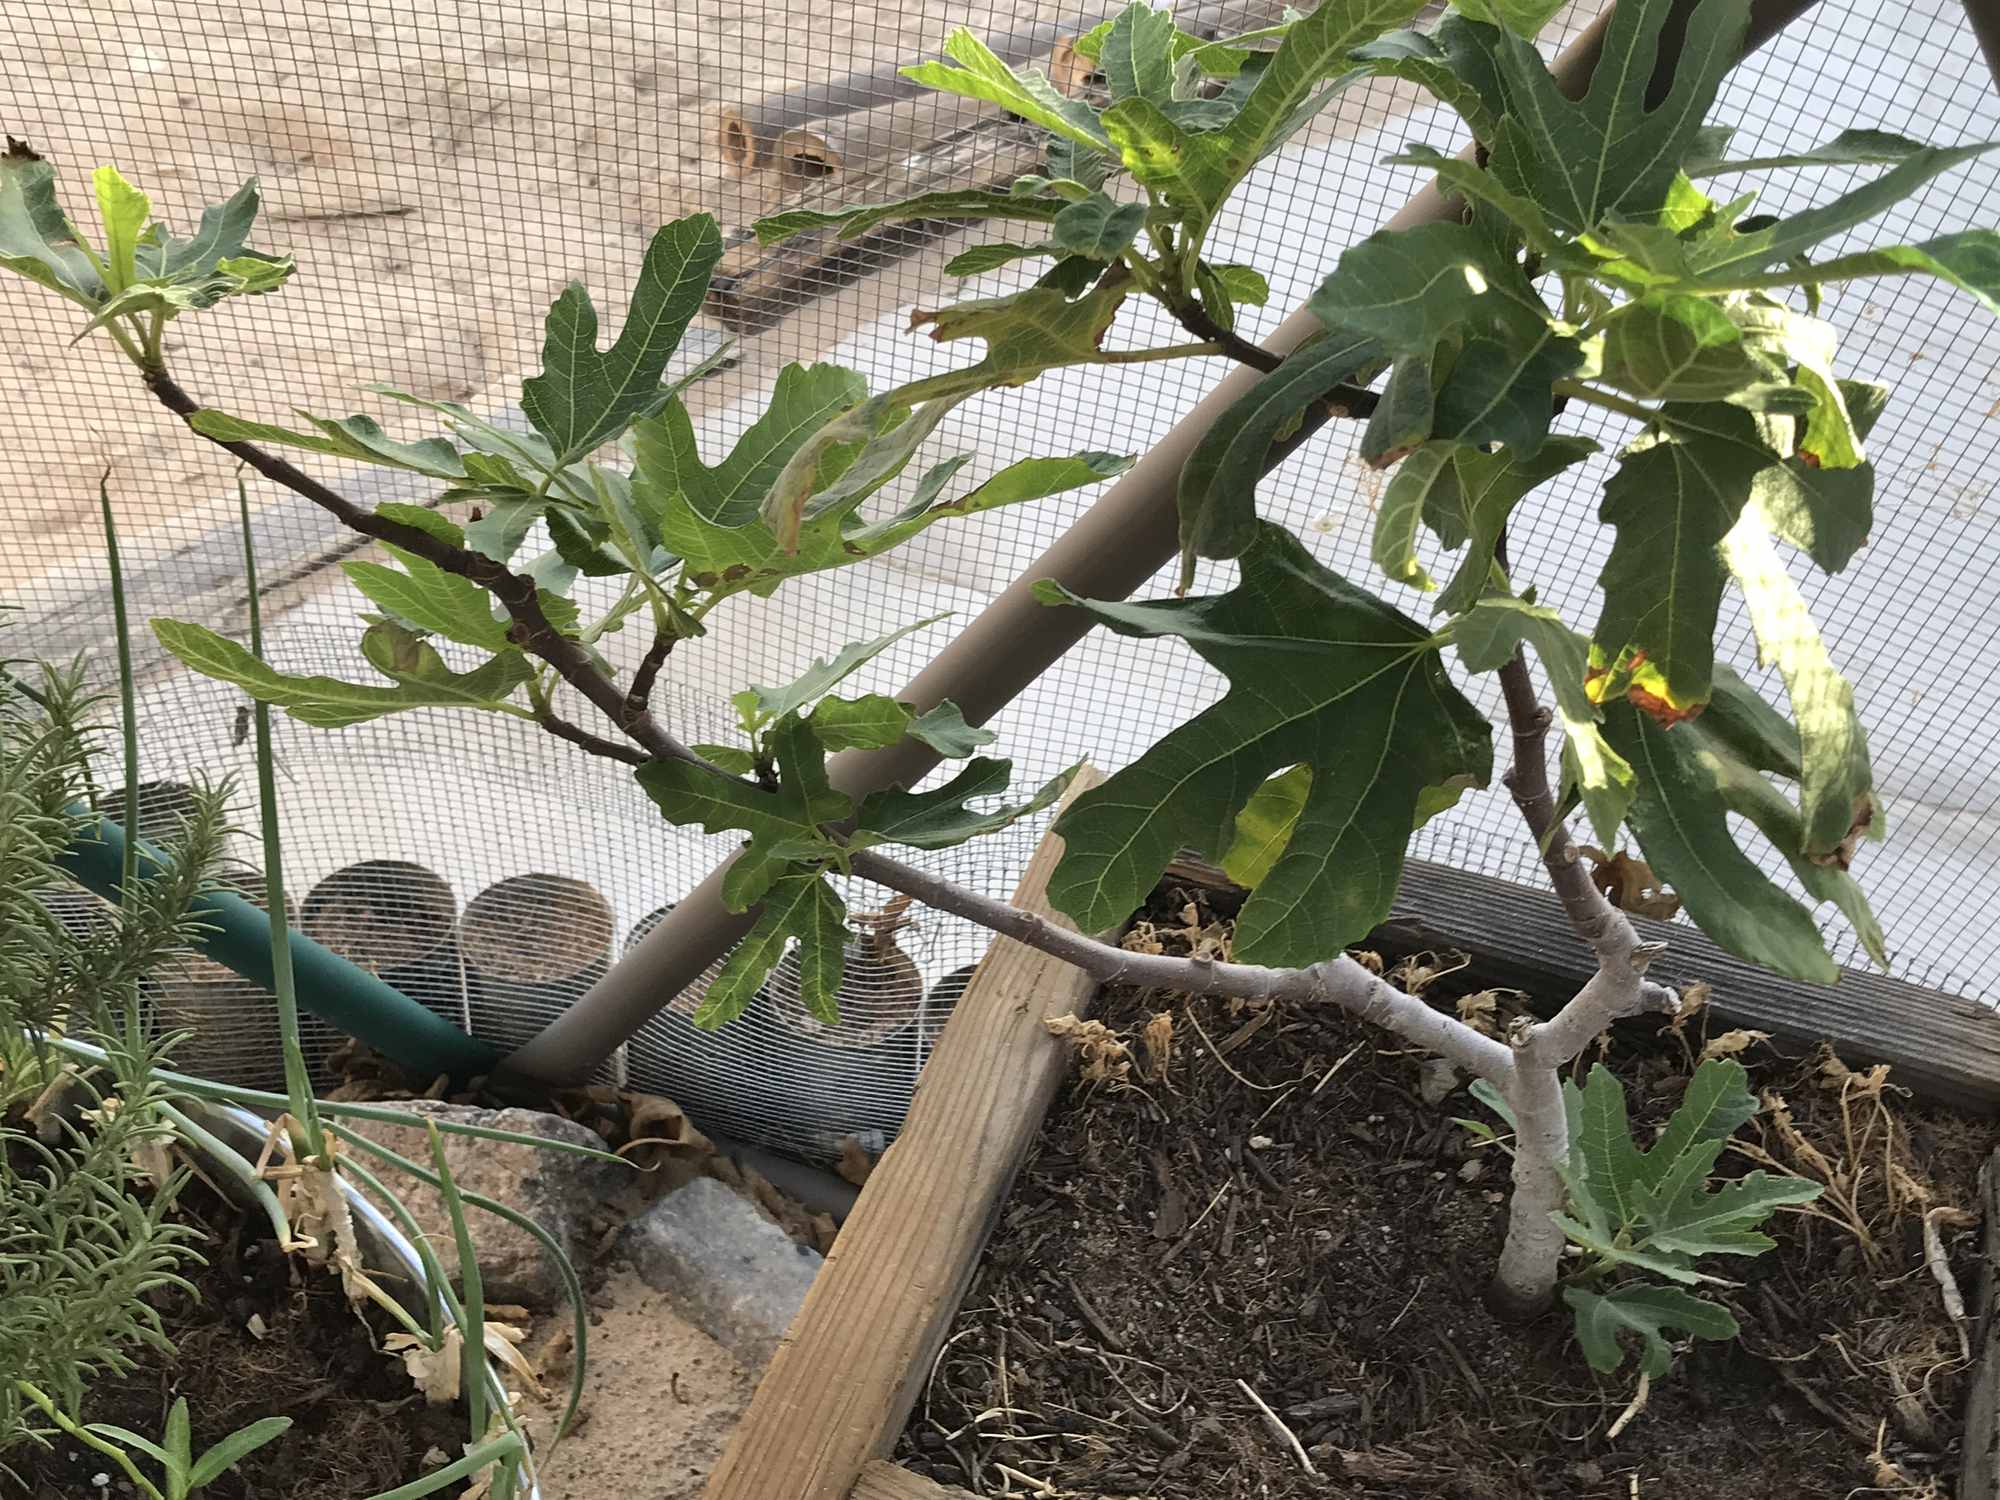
left=346, top=1099, right=627, bottom=1308
left=618, top=1175, right=824, bottom=1367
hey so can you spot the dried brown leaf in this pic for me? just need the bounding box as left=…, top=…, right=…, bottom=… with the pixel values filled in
left=1700, top=1029, right=1771, bottom=1063
left=1142, top=1011, right=1175, bottom=1083
left=1045, top=1014, right=1133, bottom=1085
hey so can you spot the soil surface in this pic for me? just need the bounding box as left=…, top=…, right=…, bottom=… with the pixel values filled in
left=17, top=1179, right=462, bottom=1500
left=897, top=882, right=1996, bottom=1499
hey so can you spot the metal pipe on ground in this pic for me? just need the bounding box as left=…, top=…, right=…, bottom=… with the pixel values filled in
left=715, top=0, right=1295, bottom=173
left=502, top=0, right=1824, bottom=1087
left=302, top=860, right=468, bottom=1031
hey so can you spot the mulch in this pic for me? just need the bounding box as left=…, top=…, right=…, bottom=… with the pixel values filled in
left=896, top=881, right=1995, bottom=1499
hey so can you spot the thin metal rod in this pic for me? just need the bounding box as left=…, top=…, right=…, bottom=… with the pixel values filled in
left=500, top=0, right=1824, bottom=1087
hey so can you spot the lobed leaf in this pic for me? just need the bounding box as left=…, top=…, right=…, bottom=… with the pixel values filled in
left=1359, top=352, right=1437, bottom=467
left=1597, top=294, right=1799, bottom=405
left=1565, top=1284, right=1738, bottom=1377
left=853, top=760, right=1078, bottom=851
left=1425, top=436, right=1598, bottom=616
left=1600, top=700, right=1837, bottom=981
left=153, top=618, right=531, bottom=728
left=1431, top=331, right=1588, bottom=452
left=1720, top=500, right=1878, bottom=862
left=1685, top=714, right=1887, bottom=965
left=1486, top=0, right=1745, bottom=236
left=635, top=715, right=853, bottom=910
left=1350, top=20, right=1504, bottom=144
left=520, top=214, right=723, bottom=465
left=1373, top=441, right=1454, bottom=591
left=756, top=186, right=1071, bottom=247
left=696, top=871, right=850, bottom=1027
left=1687, top=127, right=1929, bottom=177
left=1042, top=523, right=1491, bottom=966
left=1591, top=402, right=1782, bottom=711
left=1180, top=329, right=1386, bottom=569
left=1050, top=193, right=1148, bottom=260
left=189, top=408, right=468, bottom=479
left=1308, top=221, right=1551, bottom=355
left=738, top=617, right=946, bottom=726
left=1685, top=149, right=2000, bottom=286
left=903, top=29, right=1112, bottom=151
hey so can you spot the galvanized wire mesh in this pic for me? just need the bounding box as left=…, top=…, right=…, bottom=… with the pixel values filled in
left=3, top=0, right=1995, bottom=1163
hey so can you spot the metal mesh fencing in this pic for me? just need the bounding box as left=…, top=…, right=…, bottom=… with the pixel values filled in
left=3, top=0, right=1995, bottom=1163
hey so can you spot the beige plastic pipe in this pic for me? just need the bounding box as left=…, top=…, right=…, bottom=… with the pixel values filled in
left=775, top=94, right=997, bottom=187
left=716, top=0, right=1297, bottom=172
left=503, top=0, right=1822, bottom=1086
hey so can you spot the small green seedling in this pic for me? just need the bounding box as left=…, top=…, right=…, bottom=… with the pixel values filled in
left=1477, top=1058, right=1822, bottom=1374
left=86, top=1399, right=292, bottom=1500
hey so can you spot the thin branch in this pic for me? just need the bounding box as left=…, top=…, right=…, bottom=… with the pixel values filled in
left=1165, top=296, right=1382, bottom=420
left=1488, top=530, right=1678, bottom=1068
left=536, top=712, right=650, bottom=766
left=142, top=370, right=704, bottom=770
left=1168, top=298, right=1286, bottom=374
left=845, top=846, right=1514, bottom=1083
left=626, top=626, right=674, bottom=717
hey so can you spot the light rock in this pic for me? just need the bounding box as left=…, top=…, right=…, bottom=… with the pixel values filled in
left=346, top=1100, right=626, bottom=1309
left=618, top=1175, right=823, bottom=1369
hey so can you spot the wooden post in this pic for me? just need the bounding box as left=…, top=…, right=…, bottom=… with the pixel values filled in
left=702, top=770, right=1106, bottom=1500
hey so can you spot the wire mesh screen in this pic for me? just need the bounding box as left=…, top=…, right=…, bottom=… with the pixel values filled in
left=3, top=0, right=1996, bottom=1162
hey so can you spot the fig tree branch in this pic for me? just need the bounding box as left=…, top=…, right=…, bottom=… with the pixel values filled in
left=141, top=369, right=704, bottom=771
left=843, top=845, right=1515, bottom=1083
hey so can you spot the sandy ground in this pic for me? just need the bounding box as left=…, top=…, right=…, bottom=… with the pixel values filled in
left=0, top=0, right=1130, bottom=591
left=528, top=1266, right=757, bottom=1500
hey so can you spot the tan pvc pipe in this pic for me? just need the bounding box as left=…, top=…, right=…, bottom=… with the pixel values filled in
left=775, top=94, right=997, bottom=187
left=503, top=0, right=1822, bottom=1086
left=716, top=0, right=1297, bottom=173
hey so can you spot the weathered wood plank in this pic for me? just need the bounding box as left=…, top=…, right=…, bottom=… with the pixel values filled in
left=703, top=770, right=1107, bottom=1500
left=1161, top=852, right=2000, bottom=1115
left=850, top=1459, right=977, bottom=1500
left=1964, top=1150, right=2000, bottom=1496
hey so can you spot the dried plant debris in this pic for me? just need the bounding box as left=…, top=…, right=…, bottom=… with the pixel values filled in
left=900, top=889, right=1995, bottom=1500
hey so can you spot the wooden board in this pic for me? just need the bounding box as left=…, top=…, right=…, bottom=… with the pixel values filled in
left=703, top=770, right=1107, bottom=1500
left=1967, top=1149, right=2000, bottom=1495
left=1163, top=851, right=2000, bottom=1115
left=850, top=1459, right=977, bottom=1500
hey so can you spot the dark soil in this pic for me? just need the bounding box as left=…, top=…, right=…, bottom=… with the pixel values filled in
left=17, top=1179, right=462, bottom=1500
left=897, top=882, right=1996, bottom=1499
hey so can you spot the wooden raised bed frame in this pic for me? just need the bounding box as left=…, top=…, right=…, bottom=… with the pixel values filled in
left=703, top=780, right=2000, bottom=1500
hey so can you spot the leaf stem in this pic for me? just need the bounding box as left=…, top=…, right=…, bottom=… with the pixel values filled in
left=15, top=1382, right=167, bottom=1500
left=97, top=473, right=139, bottom=910
left=1551, top=379, right=1658, bottom=427
left=238, top=478, right=326, bottom=1162
left=1096, top=340, right=1227, bottom=364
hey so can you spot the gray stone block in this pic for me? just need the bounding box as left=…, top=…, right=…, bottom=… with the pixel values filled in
left=618, top=1176, right=824, bottom=1368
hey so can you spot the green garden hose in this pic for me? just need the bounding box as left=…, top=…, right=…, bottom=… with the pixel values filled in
left=57, top=811, right=501, bottom=1079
